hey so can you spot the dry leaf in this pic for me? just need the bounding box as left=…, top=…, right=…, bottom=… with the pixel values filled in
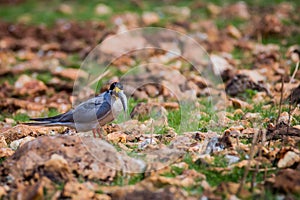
left=278, top=151, right=300, bottom=168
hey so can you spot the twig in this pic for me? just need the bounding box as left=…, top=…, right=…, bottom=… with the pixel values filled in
left=287, top=93, right=293, bottom=136
left=251, top=129, right=263, bottom=193
left=150, top=119, right=154, bottom=145
left=289, top=61, right=299, bottom=84
left=236, top=136, right=240, bottom=150
left=249, top=167, right=277, bottom=172
left=276, top=76, right=284, bottom=126
left=237, top=130, right=259, bottom=196
left=286, top=60, right=299, bottom=135
left=268, top=76, right=285, bottom=147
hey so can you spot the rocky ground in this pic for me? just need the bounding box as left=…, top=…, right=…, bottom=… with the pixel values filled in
left=0, top=0, right=300, bottom=199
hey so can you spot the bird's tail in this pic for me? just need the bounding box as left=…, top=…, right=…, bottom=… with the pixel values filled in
left=22, top=121, right=68, bottom=127
left=29, top=113, right=64, bottom=122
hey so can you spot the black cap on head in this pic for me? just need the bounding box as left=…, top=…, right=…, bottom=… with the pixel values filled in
left=109, top=82, right=123, bottom=90
left=293, top=48, right=300, bottom=54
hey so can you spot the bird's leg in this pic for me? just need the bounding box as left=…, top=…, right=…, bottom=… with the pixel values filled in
left=96, top=127, right=103, bottom=139
left=92, top=128, right=97, bottom=138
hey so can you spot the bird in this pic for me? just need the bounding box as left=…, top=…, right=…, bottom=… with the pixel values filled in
left=24, top=82, right=128, bottom=137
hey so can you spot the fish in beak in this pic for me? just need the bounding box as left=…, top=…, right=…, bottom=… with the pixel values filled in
left=118, top=90, right=127, bottom=112
left=111, top=82, right=127, bottom=113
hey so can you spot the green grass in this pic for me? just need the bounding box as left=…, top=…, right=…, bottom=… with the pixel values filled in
left=48, top=108, right=61, bottom=117
left=0, top=114, right=5, bottom=122
left=0, top=157, right=6, bottom=164
left=226, top=100, right=286, bottom=128
left=128, top=173, right=144, bottom=185
left=13, top=113, right=30, bottom=122
left=112, top=173, right=144, bottom=186
left=215, top=17, right=247, bottom=30
left=115, top=97, right=147, bottom=123
left=0, top=0, right=192, bottom=26
left=162, top=165, right=185, bottom=178
left=2, top=0, right=297, bottom=27
left=37, top=72, right=53, bottom=84
left=65, top=54, right=82, bottom=69
left=55, top=182, right=65, bottom=191
left=232, top=48, right=253, bottom=69
left=0, top=74, right=18, bottom=85
left=167, top=108, right=181, bottom=133
left=261, top=35, right=283, bottom=45
left=167, top=97, right=229, bottom=134
left=0, top=0, right=113, bottom=26
left=183, top=153, right=275, bottom=190
left=237, top=89, right=258, bottom=103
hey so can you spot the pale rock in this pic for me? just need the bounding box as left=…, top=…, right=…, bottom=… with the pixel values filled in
left=95, top=4, right=112, bottom=15
left=14, top=74, right=47, bottom=96
left=171, top=162, right=189, bottom=170
left=58, top=4, right=73, bottom=15
left=0, top=135, right=7, bottom=148
left=294, top=125, right=300, bottom=130
left=278, top=151, right=300, bottom=168
left=45, top=154, right=69, bottom=169
left=211, top=54, right=234, bottom=76
left=242, top=112, right=261, bottom=121
left=0, top=148, right=14, bottom=158
left=163, top=6, right=191, bottom=19
left=238, top=69, right=266, bottom=83
left=278, top=111, right=291, bottom=124
left=17, top=14, right=32, bottom=24
left=142, top=12, right=160, bottom=25
left=223, top=2, right=250, bottom=19
left=225, top=155, right=240, bottom=165
left=10, top=136, right=35, bottom=150
left=138, top=138, right=157, bottom=150
left=207, top=3, right=221, bottom=15
left=4, top=118, right=15, bottom=124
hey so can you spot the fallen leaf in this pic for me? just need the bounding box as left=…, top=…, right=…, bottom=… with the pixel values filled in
left=278, top=151, right=300, bottom=168
left=14, top=74, right=47, bottom=96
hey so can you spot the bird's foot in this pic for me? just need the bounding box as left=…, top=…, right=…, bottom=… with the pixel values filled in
left=92, top=127, right=103, bottom=138
left=96, top=127, right=103, bottom=138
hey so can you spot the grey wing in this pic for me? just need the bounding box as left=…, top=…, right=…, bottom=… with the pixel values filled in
left=71, top=94, right=111, bottom=123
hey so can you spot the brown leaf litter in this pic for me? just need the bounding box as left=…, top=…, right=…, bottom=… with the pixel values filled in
left=0, top=136, right=145, bottom=199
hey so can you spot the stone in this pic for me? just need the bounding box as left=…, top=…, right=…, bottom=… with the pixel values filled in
left=95, top=4, right=112, bottom=15
left=142, top=12, right=160, bottom=25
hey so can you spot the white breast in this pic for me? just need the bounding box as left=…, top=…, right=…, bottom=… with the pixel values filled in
left=112, top=98, right=123, bottom=118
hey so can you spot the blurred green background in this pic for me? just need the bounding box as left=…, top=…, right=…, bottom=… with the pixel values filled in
left=0, top=0, right=299, bottom=26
